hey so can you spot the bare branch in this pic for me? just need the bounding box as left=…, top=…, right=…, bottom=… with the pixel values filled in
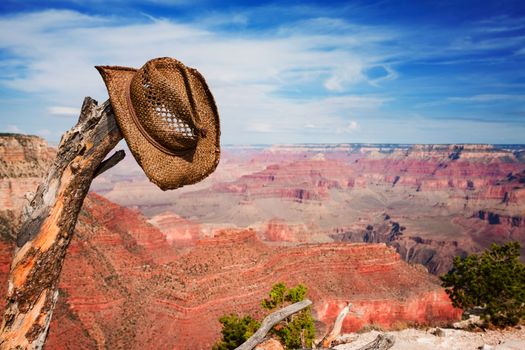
left=320, top=303, right=352, bottom=348
left=236, top=299, right=312, bottom=350
left=94, top=149, right=126, bottom=178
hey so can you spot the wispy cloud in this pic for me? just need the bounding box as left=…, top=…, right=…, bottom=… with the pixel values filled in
left=448, top=94, right=525, bottom=103
left=48, top=106, right=79, bottom=117
left=336, top=121, right=359, bottom=134
left=0, top=5, right=524, bottom=144
left=472, top=15, right=525, bottom=33
left=6, top=124, right=23, bottom=133
left=0, top=9, right=399, bottom=143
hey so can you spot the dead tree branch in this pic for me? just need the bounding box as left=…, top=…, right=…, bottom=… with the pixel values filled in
left=94, top=149, right=125, bottom=178
left=0, top=97, right=123, bottom=349
left=236, top=299, right=312, bottom=350
left=320, top=303, right=352, bottom=348
left=357, top=334, right=395, bottom=350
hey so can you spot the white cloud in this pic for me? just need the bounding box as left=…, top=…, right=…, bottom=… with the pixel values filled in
left=324, top=62, right=366, bottom=91
left=3, top=8, right=521, bottom=144
left=336, top=121, right=359, bottom=134
left=48, top=106, right=78, bottom=116
left=473, top=16, right=525, bottom=33
left=0, top=9, right=399, bottom=144
left=6, top=124, right=23, bottom=133
left=448, top=94, right=525, bottom=102
left=415, top=94, right=525, bottom=108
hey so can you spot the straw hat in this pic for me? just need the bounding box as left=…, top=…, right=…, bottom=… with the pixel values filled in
left=96, top=57, right=220, bottom=190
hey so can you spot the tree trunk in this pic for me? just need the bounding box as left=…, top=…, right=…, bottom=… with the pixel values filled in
left=320, top=303, right=352, bottom=347
left=0, top=97, right=123, bottom=349
left=236, top=299, right=312, bottom=350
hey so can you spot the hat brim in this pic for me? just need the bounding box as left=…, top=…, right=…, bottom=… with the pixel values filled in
left=96, top=65, right=220, bottom=191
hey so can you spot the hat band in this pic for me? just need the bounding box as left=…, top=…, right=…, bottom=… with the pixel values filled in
left=125, top=80, right=194, bottom=157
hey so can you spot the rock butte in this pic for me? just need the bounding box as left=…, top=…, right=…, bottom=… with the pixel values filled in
left=92, top=143, right=525, bottom=275
left=0, top=134, right=464, bottom=349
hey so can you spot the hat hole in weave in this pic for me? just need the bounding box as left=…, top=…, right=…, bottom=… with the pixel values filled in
left=140, top=74, right=198, bottom=141
left=151, top=103, right=196, bottom=140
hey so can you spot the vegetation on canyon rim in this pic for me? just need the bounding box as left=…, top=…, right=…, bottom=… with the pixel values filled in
left=212, top=315, right=260, bottom=350
left=213, top=282, right=315, bottom=350
left=441, top=241, right=525, bottom=327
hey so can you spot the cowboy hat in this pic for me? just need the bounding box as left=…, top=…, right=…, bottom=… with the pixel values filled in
left=96, top=57, right=220, bottom=190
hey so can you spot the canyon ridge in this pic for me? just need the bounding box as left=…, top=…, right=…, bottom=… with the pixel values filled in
left=93, top=141, right=525, bottom=275
left=2, top=133, right=525, bottom=348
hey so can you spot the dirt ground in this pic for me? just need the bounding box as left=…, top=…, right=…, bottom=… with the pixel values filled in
left=334, top=327, right=525, bottom=350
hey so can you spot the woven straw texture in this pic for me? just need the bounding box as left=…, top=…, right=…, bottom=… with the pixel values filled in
left=97, top=57, right=220, bottom=190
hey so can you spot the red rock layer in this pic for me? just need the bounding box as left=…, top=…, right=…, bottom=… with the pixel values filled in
left=207, top=151, right=524, bottom=202
left=0, top=134, right=55, bottom=178
left=0, top=194, right=460, bottom=350
left=263, top=218, right=307, bottom=241
left=147, top=212, right=201, bottom=246
left=0, top=134, right=56, bottom=239
left=206, top=159, right=347, bottom=203
left=128, top=229, right=460, bottom=349
left=44, top=193, right=177, bottom=349
left=136, top=144, right=524, bottom=274
left=318, top=290, right=457, bottom=332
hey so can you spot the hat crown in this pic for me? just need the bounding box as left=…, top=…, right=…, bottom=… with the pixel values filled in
left=129, top=57, right=200, bottom=153
left=96, top=56, right=220, bottom=191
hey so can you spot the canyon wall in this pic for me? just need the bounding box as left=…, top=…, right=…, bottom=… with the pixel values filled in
left=2, top=197, right=463, bottom=349
left=92, top=143, right=525, bottom=274
left=0, top=135, right=461, bottom=349
left=0, top=134, right=56, bottom=240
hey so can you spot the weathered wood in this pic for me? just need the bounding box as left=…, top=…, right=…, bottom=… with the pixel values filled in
left=356, top=334, right=394, bottom=350
left=0, top=97, right=123, bottom=349
left=94, top=149, right=125, bottom=178
left=236, top=299, right=312, bottom=350
left=320, top=303, right=352, bottom=348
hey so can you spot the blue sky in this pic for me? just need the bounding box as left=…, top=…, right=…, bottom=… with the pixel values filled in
left=0, top=0, right=524, bottom=144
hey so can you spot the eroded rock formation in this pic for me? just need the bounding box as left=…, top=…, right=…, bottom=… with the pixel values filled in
left=91, top=144, right=525, bottom=275
left=0, top=135, right=462, bottom=349
left=46, top=216, right=460, bottom=349
left=0, top=191, right=461, bottom=349
left=0, top=134, right=56, bottom=240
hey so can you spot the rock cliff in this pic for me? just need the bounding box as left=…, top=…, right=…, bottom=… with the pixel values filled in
left=0, top=134, right=55, bottom=240
left=147, top=211, right=201, bottom=247
left=0, top=135, right=462, bottom=349
left=92, top=143, right=525, bottom=275
left=0, top=193, right=461, bottom=350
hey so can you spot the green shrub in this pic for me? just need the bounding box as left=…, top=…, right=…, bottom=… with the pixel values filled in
left=272, top=306, right=315, bottom=349
left=261, top=282, right=287, bottom=310
left=440, top=241, right=525, bottom=327
left=212, top=314, right=260, bottom=350
left=215, top=283, right=316, bottom=349
left=262, top=283, right=315, bottom=349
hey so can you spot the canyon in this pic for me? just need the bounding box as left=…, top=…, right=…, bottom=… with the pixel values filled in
left=93, top=143, right=525, bottom=275
left=0, top=134, right=467, bottom=349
